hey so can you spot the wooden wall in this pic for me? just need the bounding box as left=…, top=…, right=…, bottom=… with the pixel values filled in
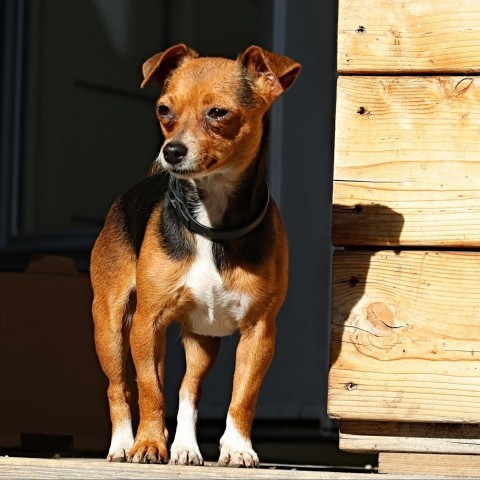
left=329, top=0, right=480, bottom=475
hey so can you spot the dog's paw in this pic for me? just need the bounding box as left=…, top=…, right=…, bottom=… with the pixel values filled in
left=107, top=449, right=129, bottom=462
left=170, top=444, right=204, bottom=466
left=218, top=445, right=259, bottom=468
left=127, top=440, right=169, bottom=464
left=107, top=425, right=134, bottom=462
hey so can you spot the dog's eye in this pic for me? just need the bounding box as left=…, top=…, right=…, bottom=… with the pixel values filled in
left=157, top=105, right=171, bottom=117
left=207, top=108, right=229, bottom=120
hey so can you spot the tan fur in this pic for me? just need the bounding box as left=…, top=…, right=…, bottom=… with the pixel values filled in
left=92, top=207, right=137, bottom=462
left=224, top=206, right=289, bottom=439
left=91, top=44, right=300, bottom=467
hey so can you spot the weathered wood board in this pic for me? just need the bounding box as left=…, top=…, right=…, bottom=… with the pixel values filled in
left=333, top=75, right=480, bottom=247
left=333, top=0, right=480, bottom=471
left=378, top=452, right=480, bottom=477
left=0, top=457, right=408, bottom=480
left=329, top=250, right=480, bottom=423
left=338, top=0, right=480, bottom=73
left=339, top=421, right=480, bottom=455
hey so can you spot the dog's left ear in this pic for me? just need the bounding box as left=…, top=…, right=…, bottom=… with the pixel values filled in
left=141, top=43, right=198, bottom=89
left=240, top=46, right=302, bottom=99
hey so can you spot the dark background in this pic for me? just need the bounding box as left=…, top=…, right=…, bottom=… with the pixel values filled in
left=0, top=0, right=372, bottom=467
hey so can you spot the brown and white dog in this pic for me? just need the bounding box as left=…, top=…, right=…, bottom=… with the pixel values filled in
left=91, top=44, right=301, bottom=467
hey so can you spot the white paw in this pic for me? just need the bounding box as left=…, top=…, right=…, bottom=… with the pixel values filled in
left=218, top=414, right=259, bottom=467
left=107, top=447, right=130, bottom=462
left=107, top=421, right=134, bottom=462
left=218, top=444, right=259, bottom=468
left=170, top=444, right=204, bottom=466
left=170, top=392, right=202, bottom=465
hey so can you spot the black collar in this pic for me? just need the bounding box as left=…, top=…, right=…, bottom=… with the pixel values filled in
left=167, top=175, right=270, bottom=241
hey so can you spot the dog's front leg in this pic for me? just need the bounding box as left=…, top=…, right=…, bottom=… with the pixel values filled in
left=170, top=332, right=221, bottom=466
left=128, top=312, right=169, bottom=464
left=219, top=317, right=276, bottom=467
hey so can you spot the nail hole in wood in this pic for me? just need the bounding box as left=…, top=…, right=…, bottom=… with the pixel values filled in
left=353, top=205, right=363, bottom=214
left=348, top=276, right=359, bottom=288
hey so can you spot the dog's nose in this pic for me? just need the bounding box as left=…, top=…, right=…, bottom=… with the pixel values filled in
left=163, top=142, right=188, bottom=165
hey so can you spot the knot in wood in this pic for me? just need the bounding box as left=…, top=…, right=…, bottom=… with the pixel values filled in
left=366, top=302, right=395, bottom=332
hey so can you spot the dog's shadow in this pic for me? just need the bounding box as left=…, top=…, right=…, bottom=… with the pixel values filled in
left=329, top=203, right=405, bottom=369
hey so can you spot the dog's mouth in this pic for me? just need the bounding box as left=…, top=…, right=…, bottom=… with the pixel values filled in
left=169, top=168, right=202, bottom=179
left=164, top=158, right=218, bottom=179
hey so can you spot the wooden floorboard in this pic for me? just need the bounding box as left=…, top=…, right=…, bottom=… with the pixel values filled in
left=0, top=456, right=450, bottom=479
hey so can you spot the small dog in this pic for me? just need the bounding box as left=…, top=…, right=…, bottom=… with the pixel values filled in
left=91, top=44, right=301, bottom=467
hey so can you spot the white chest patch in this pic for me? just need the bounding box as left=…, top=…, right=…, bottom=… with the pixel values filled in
left=183, top=235, right=251, bottom=337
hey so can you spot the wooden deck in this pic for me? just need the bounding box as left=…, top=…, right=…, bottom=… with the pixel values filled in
left=0, top=456, right=437, bottom=479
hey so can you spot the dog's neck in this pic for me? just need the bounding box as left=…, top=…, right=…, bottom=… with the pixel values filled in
left=192, top=172, right=239, bottom=229
left=180, top=122, right=269, bottom=233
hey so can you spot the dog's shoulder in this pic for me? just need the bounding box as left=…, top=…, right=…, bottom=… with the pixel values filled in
left=111, top=172, right=169, bottom=256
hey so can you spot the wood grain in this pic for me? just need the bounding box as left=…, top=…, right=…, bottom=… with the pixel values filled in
left=333, top=76, right=480, bottom=247
left=329, top=250, right=480, bottom=423
left=338, top=0, right=480, bottom=73
left=340, top=421, right=480, bottom=455
left=0, top=457, right=394, bottom=480
left=378, top=452, right=480, bottom=477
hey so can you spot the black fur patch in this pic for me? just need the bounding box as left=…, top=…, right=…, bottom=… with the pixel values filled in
left=237, top=64, right=254, bottom=106
left=211, top=203, right=274, bottom=271
left=160, top=190, right=195, bottom=261
left=116, top=172, right=194, bottom=260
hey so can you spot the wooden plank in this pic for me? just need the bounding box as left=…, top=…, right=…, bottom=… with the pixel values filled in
left=328, top=250, right=480, bottom=423
left=0, top=457, right=410, bottom=480
left=340, top=421, right=480, bottom=455
left=378, top=452, right=480, bottom=477
left=338, top=0, right=480, bottom=73
left=333, top=76, right=480, bottom=247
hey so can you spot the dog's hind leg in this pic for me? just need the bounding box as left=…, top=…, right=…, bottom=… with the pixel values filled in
left=91, top=230, right=136, bottom=462
left=170, top=332, right=221, bottom=465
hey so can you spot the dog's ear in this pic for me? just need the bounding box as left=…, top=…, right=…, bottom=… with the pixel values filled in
left=141, top=44, right=198, bottom=89
left=240, top=46, right=301, bottom=99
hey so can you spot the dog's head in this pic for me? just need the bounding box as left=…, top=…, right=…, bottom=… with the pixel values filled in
left=141, top=44, right=301, bottom=179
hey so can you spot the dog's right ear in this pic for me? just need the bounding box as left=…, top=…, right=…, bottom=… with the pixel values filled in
left=141, top=44, right=198, bottom=89
left=240, top=46, right=301, bottom=101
